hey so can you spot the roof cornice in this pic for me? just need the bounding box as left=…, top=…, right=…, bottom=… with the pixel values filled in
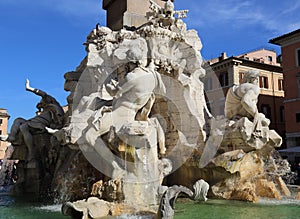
left=269, top=29, right=300, bottom=46
left=209, top=56, right=283, bottom=72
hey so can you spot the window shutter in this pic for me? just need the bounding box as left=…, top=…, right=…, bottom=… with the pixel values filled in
left=259, top=76, right=263, bottom=88
left=239, top=72, right=243, bottom=84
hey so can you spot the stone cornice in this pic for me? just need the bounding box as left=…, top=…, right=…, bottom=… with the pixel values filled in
left=269, top=29, right=300, bottom=46
left=209, top=57, right=283, bottom=73
left=0, top=112, right=10, bottom=118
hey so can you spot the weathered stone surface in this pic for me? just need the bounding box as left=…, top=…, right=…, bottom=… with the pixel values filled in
left=91, top=179, right=124, bottom=202
left=219, top=117, right=282, bottom=153
left=230, top=184, right=258, bottom=203
left=157, top=185, right=194, bottom=219
left=211, top=150, right=264, bottom=179
left=62, top=197, right=111, bottom=219
left=211, top=176, right=259, bottom=202
left=208, top=150, right=284, bottom=202
left=52, top=150, right=104, bottom=202
left=10, top=133, right=54, bottom=195
left=256, top=179, right=281, bottom=199
left=275, top=176, right=291, bottom=197
left=202, top=147, right=291, bottom=202
left=62, top=196, right=156, bottom=218
left=295, top=191, right=300, bottom=200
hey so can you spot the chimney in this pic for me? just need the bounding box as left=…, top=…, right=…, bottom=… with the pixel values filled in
left=221, top=52, right=227, bottom=60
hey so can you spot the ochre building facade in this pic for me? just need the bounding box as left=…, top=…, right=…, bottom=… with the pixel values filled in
left=270, top=29, right=300, bottom=150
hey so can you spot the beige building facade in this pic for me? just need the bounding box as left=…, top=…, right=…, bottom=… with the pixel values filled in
left=237, top=48, right=281, bottom=66
left=0, top=108, right=10, bottom=159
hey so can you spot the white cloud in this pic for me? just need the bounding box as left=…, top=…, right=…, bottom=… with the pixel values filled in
left=281, top=1, right=300, bottom=15
left=286, top=22, right=300, bottom=32
left=2, top=0, right=298, bottom=34
left=178, top=0, right=300, bottom=34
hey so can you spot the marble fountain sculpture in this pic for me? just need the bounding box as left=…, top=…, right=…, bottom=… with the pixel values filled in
left=0, top=0, right=294, bottom=218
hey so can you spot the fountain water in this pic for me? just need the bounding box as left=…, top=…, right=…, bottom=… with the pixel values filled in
left=0, top=145, right=17, bottom=193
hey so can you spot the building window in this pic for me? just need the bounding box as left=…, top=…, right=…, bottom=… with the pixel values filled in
left=298, top=78, right=300, bottom=97
left=278, top=79, right=284, bottom=91
left=219, top=72, right=229, bottom=87
left=296, top=113, right=300, bottom=123
left=261, top=104, right=271, bottom=119
left=0, top=130, right=2, bottom=135
left=259, top=76, right=269, bottom=89
left=239, top=72, right=244, bottom=84
left=204, top=77, right=213, bottom=91
left=296, top=48, right=300, bottom=67
left=254, top=58, right=264, bottom=63
left=0, top=119, right=2, bottom=125
left=280, top=106, right=285, bottom=123
left=268, top=56, right=273, bottom=62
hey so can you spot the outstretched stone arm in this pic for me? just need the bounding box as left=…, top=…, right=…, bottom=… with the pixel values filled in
left=25, top=79, right=47, bottom=98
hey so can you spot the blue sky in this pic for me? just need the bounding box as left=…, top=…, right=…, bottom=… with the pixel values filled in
left=0, top=0, right=299, bottom=128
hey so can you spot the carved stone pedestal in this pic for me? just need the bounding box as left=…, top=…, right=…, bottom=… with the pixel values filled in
left=10, top=133, right=54, bottom=197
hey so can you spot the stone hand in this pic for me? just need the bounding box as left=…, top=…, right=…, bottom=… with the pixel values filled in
left=25, top=79, right=34, bottom=91
left=106, top=79, right=120, bottom=96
